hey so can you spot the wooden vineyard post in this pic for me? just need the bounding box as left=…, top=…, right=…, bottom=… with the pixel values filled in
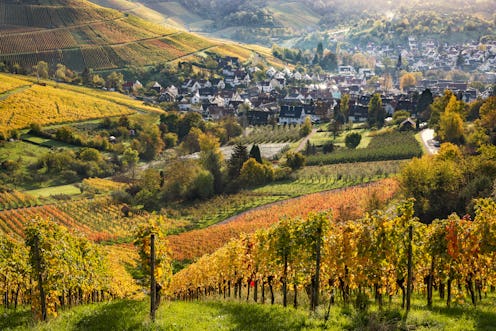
left=150, top=233, right=156, bottom=322
left=406, top=225, right=413, bottom=312
left=33, top=235, right=47, bottom=321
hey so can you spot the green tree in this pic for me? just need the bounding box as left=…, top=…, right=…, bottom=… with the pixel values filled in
left=122, top=147, right=139, bottom=179
left=249, top=144, right=262, bottom=163
left=368, top=93, right=384, bottom=128
left=416, top=89, right=434, bottom=120
left=345, top=132, right=362, bottom=149
left=199, top=133, right=224, bottom=194
left=106, top=71, right=124, bottom=91
left=227, top=144, right=249, bottom=180
left=285, top=152, right=305, bottom=170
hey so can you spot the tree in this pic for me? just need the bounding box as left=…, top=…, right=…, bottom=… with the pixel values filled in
left=249, top=144, right=262, bottom=164
left=199, top=133, right=224, bottom=194
left=316, top=42, right=324, bottom=59
left=439, top=109, right=464, bottom=144
left=400, top=73, right=417, bottom=91
left=299, top=116, right=312, bottom=137
left=285, top=152, right=305, bottom=170
left=437, top=95, right=465, bottom=144
left=339, top=94, right=350, bottom=124
left=239, top=158, right=274, bottom=187
left=416, top=89, right=433, bottom=119
left=33, top=61, right=49, bottom=81
left=345, top=132, right=361, bottom=149
left=122, top=147, right=139, bottom=179
left=368, top=93, right=384, bottom=128
left=227, top=144, right=249, bottom=180
left=106, top=71, right=124, bottom=91
left=55, top=64, right=67, bottom=82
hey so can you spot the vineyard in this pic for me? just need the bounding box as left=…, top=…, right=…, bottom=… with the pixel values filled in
left=0, top=74, right=31, bottom=94
left=231, top=125, right=303, bottom=145
left=0, top=74, right=152, bottom=133
left=0, top=197, right=152, bottom=242
left=170, top=198, right=496, bottom=313
left=0, top=190, right=39, bottom=211
left=306, top=131, right=423, bottom=165
left=167, top=179, right=399, bottom=261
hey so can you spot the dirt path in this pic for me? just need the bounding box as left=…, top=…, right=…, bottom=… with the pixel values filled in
left=295, top=128, right=318, bottom=153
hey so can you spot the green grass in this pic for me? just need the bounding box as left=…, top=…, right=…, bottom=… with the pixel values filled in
left=25, top=184, right=81, bottom=198
left=21, top=134, right=80, bottom=149
left=3, top=294, right=496, bottom=331
left=0, top=140, right=48, bottom=164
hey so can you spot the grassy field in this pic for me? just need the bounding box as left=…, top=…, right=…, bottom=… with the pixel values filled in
left=25, top=184, right=81, bottom=198
left=3, top=294, right=495, bottom=331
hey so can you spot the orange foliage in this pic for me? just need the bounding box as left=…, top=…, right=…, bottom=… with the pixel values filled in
left=168, top=179, right=399, bottom=261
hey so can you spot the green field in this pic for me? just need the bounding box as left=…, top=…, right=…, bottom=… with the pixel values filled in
left=25, top=184, right=81, bottom=198
left=3, top=294, right=495, bottom=331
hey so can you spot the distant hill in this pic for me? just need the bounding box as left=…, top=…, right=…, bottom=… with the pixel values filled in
left=88, top=0, right=496, bottom=49
left=0, top=0, right=284, bottom=72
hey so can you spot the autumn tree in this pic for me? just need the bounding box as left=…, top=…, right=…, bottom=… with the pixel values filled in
left=400, top=73, right=417, bottom=91
left=33, top=61, right=49, bottom=81
left=438, top=96, right=465, bottom=144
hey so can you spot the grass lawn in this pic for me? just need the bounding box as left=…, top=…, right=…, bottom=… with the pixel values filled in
left=25, top=184, right=81, bottom=198
left=3, top=294, right=495, bottom=330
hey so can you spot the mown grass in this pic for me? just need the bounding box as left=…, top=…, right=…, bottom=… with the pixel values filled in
left=25, top=184, right=81, bottom=198
left=3, top=293, right=495, bottom=331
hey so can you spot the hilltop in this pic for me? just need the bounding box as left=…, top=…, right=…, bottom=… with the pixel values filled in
left=0, top=0, right=285, bottom=72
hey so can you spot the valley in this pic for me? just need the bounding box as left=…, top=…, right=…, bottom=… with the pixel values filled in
left=0, top=0, right=496, bottom=330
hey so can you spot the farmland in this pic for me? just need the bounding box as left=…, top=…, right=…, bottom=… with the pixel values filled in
left=0, top=73, right=163, bottom=134
left=306, top=131, right=423, bottom=165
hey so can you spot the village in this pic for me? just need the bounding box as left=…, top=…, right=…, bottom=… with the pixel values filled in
left=120, top=37, right=496, bottom=129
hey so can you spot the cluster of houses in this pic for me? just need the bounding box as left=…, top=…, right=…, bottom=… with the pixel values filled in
left=121, top=45, right=492, bottom=126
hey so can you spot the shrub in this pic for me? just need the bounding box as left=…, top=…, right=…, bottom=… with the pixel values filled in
left=345, top=132, right=362, bottom=149
left=285, top=152, right=306, bottom=170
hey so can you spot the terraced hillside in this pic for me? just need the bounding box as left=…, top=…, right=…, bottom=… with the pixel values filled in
left=0, top=0, right=283, bottom=72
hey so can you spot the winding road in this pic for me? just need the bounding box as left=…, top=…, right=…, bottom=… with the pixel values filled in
left=420, top=129, right=439, bottom=155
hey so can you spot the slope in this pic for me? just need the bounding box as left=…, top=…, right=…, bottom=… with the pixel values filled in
left=0, top=73, right=161, bottom=134
left=0, top=0, right=284, bottom=72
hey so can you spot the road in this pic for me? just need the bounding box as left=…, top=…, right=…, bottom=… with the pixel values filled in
left=420, top=129, right=439, bottom=155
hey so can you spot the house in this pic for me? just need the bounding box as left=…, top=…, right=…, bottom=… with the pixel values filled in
left=247, top=110, right=270, bottom=125
left=349, top=105, right=369, bottom=122
left=278, top=105, right=309, bottom=125
left=399, top=118, right=417, bottom=131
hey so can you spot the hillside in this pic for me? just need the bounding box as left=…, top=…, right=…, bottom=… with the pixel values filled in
left=0, top=0, right=284, bottom=72
left=0, top=73, right=162, bottom=134
left=89, top=0, right=496, bottom=48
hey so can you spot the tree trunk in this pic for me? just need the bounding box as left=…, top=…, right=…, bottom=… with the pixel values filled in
left=447, top=279, right=452, bottom=308
left=268, top=276, right=275, bottom=305
left=254, top=280, right=258, bottom=302
left=427, top=258, right=434, bottom=308
left=311, top=228, right=322, bottom=311
left=261, top=280, right=265, bottom=304
left=293, top=283, right=298, bottom=308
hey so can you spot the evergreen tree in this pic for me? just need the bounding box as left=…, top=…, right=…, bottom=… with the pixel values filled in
left=228, top=144, right=249, bottom=180
left=416, top=89, right=434, bottom=119
left=249, top=144, right=262, bottom=164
